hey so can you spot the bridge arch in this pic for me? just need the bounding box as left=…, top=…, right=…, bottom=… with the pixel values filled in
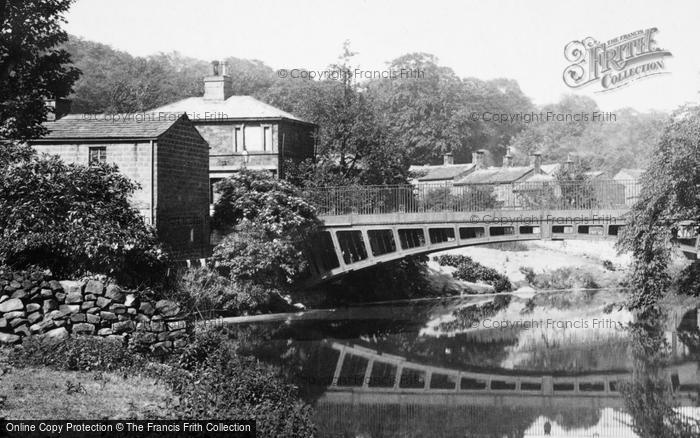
left=306, top=210, right=628, bottom=285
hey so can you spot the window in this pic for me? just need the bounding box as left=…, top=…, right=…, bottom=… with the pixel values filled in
left=88, top=147, right=106, bottom=165
left=233, top=126, right=243, bottom=152
left=245, top=125, right=263, bottom=151
left=263, top=125, right=272, bottom=151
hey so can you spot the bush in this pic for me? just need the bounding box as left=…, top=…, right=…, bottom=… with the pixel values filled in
left=522, top=266, right=600, bottom=290
left=0, top=156, right=167, bottom=284
left=435, top=254, right=512, bottom=292
left=212, top=169, right=320, bottom=292
left=173, top=346, right=315, bottom=437
left=9, top=335, right=145, bottom=372
left=602, top=260, right=616, bottom=271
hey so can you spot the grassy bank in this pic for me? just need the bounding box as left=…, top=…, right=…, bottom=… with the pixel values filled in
left=0, top=358, right=174, bottom=419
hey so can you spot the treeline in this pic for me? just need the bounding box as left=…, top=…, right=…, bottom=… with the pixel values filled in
left=63, top=37, right=668, bottom=182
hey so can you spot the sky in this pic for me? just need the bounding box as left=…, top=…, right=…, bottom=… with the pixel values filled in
left=64, top=0, right=700, bottom=112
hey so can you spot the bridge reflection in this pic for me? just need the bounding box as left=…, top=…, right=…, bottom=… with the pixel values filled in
left=315, top=341, right=698, bottom=408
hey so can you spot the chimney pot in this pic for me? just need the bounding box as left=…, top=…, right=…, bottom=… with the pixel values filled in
left=443, top=152, right=454, bottom=166
left=204, top=60, right=233, bottom=101
left=503, top=147, right=513, bottom=168
left=473, top=149, right=486, bottom=169
left=45, top=98, right=71, bottom=121
left=530, top=152, right=542, bottom=174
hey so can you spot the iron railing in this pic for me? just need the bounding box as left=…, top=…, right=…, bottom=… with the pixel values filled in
left=305, top=180, right=641, bottom=216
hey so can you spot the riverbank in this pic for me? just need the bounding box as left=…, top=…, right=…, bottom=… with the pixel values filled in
left=428, top=240, right=630, bottom=292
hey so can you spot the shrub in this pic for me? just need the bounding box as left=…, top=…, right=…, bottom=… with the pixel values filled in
left=0, top=156, right=167, bottom=284
left=522, top=266, right=601, bottom=290
left=436, top=254, right=512, bottom=292
left=173, top=346, right=316, bottom=437
left=9, top=335, right=145, bottom=372
left=176, top=326, right=226, bottom=371
left=212, top=169, right=320, bottom=292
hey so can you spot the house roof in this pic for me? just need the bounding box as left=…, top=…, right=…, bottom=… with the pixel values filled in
left=585, top=170, right=606, bottom=179
left=32, top=113, right=190, bottom=141
left=540, top=163, right=561, bottom=175
left=150, top=95, right=315, bottom=125
left=525, top=173, right=555, bottom=182
left=414, top=163, right=475, bottom=182
left=455, top=166, right=533, bottom=185
left=614, top=168, right=645, bottom=180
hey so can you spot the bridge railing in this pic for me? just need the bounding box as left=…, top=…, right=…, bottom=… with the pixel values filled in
left=305, top=179, right=639, bottom=216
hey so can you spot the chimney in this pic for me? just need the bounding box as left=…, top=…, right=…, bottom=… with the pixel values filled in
left=564, top=153, right=574, bottom=171
left=472, top=149, right=486, bottom=169
left=529, top=152, right=542, bottom=174
left=45, top=98, right=71, bottom=121
left=443, top=152, right=454, bottom=165
left=502, top=147, right=513, bottom=168
left=203, top=59, right=233, bottom=101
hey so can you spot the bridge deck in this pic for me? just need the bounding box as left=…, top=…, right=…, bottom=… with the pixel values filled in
left=304, top=181, right=698, bottom=285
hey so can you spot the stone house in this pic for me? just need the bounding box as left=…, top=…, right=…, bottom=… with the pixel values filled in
left=29, top=113, right=211, bottom=260
left=150, top=61, right=318, bottom=204
left=409, top=152, right=476, bottom=189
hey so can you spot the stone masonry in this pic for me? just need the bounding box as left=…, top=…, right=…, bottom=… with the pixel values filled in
left=0, top=267, right=188, bottom=353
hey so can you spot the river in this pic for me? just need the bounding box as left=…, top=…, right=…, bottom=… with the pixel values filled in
left=220, top=290, right=699, bottom=437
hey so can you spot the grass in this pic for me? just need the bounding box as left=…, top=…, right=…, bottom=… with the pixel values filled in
left=0, top=349, right=176, bottom=420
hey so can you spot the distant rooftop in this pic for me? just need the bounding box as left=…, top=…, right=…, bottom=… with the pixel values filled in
left=33, top=113, right=189, bottom=140
left=412, top=163, right=475, bottom=182
left=455, top=166, right=533, bottom=185
left=150, top=95, right=314, bottom=125
left=614, top=168, right=645, bottom=179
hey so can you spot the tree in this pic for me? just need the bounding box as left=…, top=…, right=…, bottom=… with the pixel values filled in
left=263, top=41, right=409, bottom=185
left=0, top=0, right=80, bottom=140
left=618, top=105, right=700, bottom=307
left=212, top=170, right=319, bottom=289
left=0, top=156, right=166, bottom=283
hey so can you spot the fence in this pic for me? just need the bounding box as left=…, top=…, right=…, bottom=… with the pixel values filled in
left=305, top=180, right=639, bottom=216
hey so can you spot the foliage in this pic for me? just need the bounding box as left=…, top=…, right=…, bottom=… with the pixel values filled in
left=316, top=255, right=435, bottom=305
left=0, top=143, right=35, bottom=168
left=519, top=266, right=600, bottom=290
left=618, top=105, right=700, bottom=307
left=173, top=345, right=316, bottom=437
left=435, top=254, right=511, bottom=292
left=9, top=335, right=145, bottom=372
left=213, top=168, right=318, bottom=234
left=420, top=185, right=498, bottom=211
left=0, top=0, right=80, bottom=140
left=621, top=308, right=700, bottom=437
left=0, top=156, right=167, bottom=284
left=508, top=97, right=667, bottom=175
left=173, top=266, right=282, bottom=317
left=676, top=261, right=700, bottom=296
left=212, top=169, right=319, bottom=290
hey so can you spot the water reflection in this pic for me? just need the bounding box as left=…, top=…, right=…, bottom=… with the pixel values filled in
left=228, top=291, right=699, bottom=437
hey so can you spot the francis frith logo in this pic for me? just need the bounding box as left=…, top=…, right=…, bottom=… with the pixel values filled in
left=563, top=28, right=672, bottom=92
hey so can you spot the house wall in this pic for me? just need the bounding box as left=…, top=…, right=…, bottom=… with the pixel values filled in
left=196, top=119, right=315, bottom=179
left=156, top=120, right=211, bottom=260
left=31, top=141, right=154, bottom=221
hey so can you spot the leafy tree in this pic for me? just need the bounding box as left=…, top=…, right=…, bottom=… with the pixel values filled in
left=618, top=105, right=700, bottom=307
left=263, top=41, right=409, bottom=185
left=212, top=170, right=319, bottom=289
left=0, top=156, right=166, bottom=283
left=370, top=53, right=472, bottom=165
left=0, top=0, right=80, bottom=140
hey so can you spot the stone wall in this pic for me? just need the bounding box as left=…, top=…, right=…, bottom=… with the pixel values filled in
left=0, top=267, right=188, bottom=353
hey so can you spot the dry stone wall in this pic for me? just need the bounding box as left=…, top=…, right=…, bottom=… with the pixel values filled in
left=0, top=267, right=188, bottom=353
